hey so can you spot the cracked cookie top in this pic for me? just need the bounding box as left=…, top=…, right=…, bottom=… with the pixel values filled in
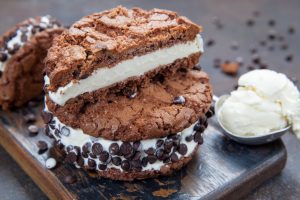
left=44, top=6, right=202, bottom=91
left=45, top=68, right=212, bottom=141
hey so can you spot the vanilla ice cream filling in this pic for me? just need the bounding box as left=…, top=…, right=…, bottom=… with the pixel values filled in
left=47, top=109, right=199, bottom=172
left=46, top=34, right=204, bottom=106
left=0, top=16, right=59, bottom=72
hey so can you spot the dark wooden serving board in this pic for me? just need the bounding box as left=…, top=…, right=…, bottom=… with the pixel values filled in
left=0, top=103, right=287, bottom=200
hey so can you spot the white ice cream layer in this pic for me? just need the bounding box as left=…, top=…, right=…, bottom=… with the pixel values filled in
left=48, top=113, right=198, bottom=172
left=218, top=69, right=300, bottom=138
left=47, top=34, right=204, bottom=106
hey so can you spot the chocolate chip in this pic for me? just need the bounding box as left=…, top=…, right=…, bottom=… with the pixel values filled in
left=156, top=140, right=164, bottom=148
left=41, top=111, right=53, bottom=124
left=77, top=157, right=84, bottom=167
left=65, top=152, right=77, bottom=163
left=141, top=157, right=148, bottom=167
left=206, top=106, right=215, bottom=118
left=194, top=123, right=205, bottom=133
left=98, top=164, right=107, bottom=170
left=80, top=74, right=89, bottom=79
left=28, top=125, right=39, bottom=135
left=82, top=142, right=91, bottom=154
left=206, top=39, right=215, bottom=47
left=132, top=151, right=142, bottom=161
left=8, top=44, right=20, bottom=54
left=121, top=160, right=131, bottom=171
left=178, top=144, right=188, bottom=155
left=172, top=136, right=180, bottom=147
left=173, top=96, right=185, bottom=105
left=163, top=157, right=171, bottom=163
left=147, top=155, right=157, bottom=164
left=37, top=141, right=48, bottom=154
left=61, top=126, right=70, bottom=136
left=268, top=45, right=275, bottom=51
left=170, top=153, right=179, bottom=162
left=268, top=30, right=276, bottom=40
left=252, top=54, right=261, bottom=64
left=74, top=146, right=81, bottom=154
left=99, top=151, right=109, bottom=163
left=0, top=52, right=7, bottom=62
left=250, top=47, right=257, bottom=54
left=131, top=160, right=142, bottom=171
left=92, top=143, right=103, bottom=155
left=246, top=19, right=255, bottom=26
left=109, top=143, right=120, bottom=155
left=89, top=152, right=97, bottom=159
left=66, top=145, right=74, bottom=152
left=247, top=65, right=255, bottom=71
left=164, top=140, right=173, bottom=152
left=120, top=142, right=133, bottom=156
left=112, top=157, right=122, bottom=166
left=268, top=19, right=276, bottom=27
left=194, top=132, right=204, bottom=144
left=288, top=26, right=295, bottom=34
left=259, top=63, right=268, bottom=69
left=155, top=149, right=165, bottom=160
left=259, top=40, right=267, bottom=46
left=64, top=174, right=77, bottom=184
left=133, top=141, right=141, bottom=151
left=145, top=147, right=155, bottom=155
left=281, top=43, right=288, bottom=50
left=88, top=159, right=96, bottom=169
left=24, top=113, right=36, bottom=123
left=285, top=54, right=293, bottom=62
left=54, top=129, right=60, bottom=137
left=185, top=135, right=193, bottom=142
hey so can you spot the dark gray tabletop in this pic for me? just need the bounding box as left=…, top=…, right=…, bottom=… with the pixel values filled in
left=0, top=0, right=300, bottom=199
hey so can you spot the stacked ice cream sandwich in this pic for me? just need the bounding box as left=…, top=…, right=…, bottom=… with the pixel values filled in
left=43, top=6, right=213, bottom=181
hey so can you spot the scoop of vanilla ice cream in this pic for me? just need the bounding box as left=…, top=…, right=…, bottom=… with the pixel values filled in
left=219, top=89, right=287, bottom=136
left=219, top=69, right=300, bottom=138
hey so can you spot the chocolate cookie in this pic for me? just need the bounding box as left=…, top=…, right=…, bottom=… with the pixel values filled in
left=45, top=68, right=212, bottom=141
left=0, top=16, right=65, bottom=110
left=44, top=6, right=203, bottom=106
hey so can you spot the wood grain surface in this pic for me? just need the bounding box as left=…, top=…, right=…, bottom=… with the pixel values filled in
left=0, top=103, right=287, bottom=200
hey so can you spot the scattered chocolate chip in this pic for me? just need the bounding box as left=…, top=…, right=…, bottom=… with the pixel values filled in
left=252, top=54, right=261, bottom=64
left=145, top=147, right=155, bottom=155
left=37, top=141, right=48, bottom=154
left=112, top=157, right=122, bottom=166
left=23, top=113, right=36, bottom=123
left=285, top=54, right=293, bottom=62
left=206, top=107, right=215, bottom=118
left=41, top=111, right=53, bottom=124
left=133, top=141, right=141, bottom=151
left=155, top=149, right=165, bottom=160
left=212, top=16, right=223, bottom=29
left=120, top=142, right=133, bottom=156
left=268, top=30, right=276, bottom=40
left=178, top=144, right=188, bottom=155
left=92, top=143, right=103, bottom=155
left=147, top=155, right=157, bottom=164
left=61, top=126, right=70, bottom=136
left=173, top=96, right=185, bottom=105
left=247, top=65, right=255, bottom=71
left=64, top=174, right=77, bottom=184
left=259, top=63, right=268, bottom=69
left=213, top=58, right=221, bottom=68
left=82, top=142, right=91, bottom=154
left=66, top=145, right=74, bottom=152
left=156, top=139, right=164, bottom=148
left=121, top=160, right=131, bottom=171
left=185, top=135, right=193, bottom=142
left=194, top=132, right=204, bottom=144
left=250, top=47, right=257, bottom=54
left=260, top=40, right=267, bottom=46
left=88, top=159, right=96, bottom=169
left=80, top=74, right=89, bottom=79
left=77, top=157, right=84, bottom=167
left=246, top=19, right=255, bottom=26
left=230, top=41, right=239, bottom=50
left=141, top=157, right=148, bottom=167
left=98, top=164, right=107, bottom=170
left=206, top=39, right=215, bottom=47
left=65, top=152, right=77, bottom=163
left=99, top=151, right=109, bottom=163
left=170, top=153, right=179, bottom=162
left=0, top=52, right=7, bottom=62
left=108, top=143, right=119, bottom=155
left=288, top=26, right=295, bottom=34
left=193, top=123, right=205, bottom=133
left=268, top=19, right=276, bottom=27
left=28, top=125, right=39, bottom=136
left=164, top=140, right=173, bottom=152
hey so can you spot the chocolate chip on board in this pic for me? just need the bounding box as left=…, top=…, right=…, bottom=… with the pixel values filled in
left=37, top=141, right=48, bottom=154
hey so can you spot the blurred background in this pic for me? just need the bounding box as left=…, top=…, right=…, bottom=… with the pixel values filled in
left=0, top=0, right=299, bottom=199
